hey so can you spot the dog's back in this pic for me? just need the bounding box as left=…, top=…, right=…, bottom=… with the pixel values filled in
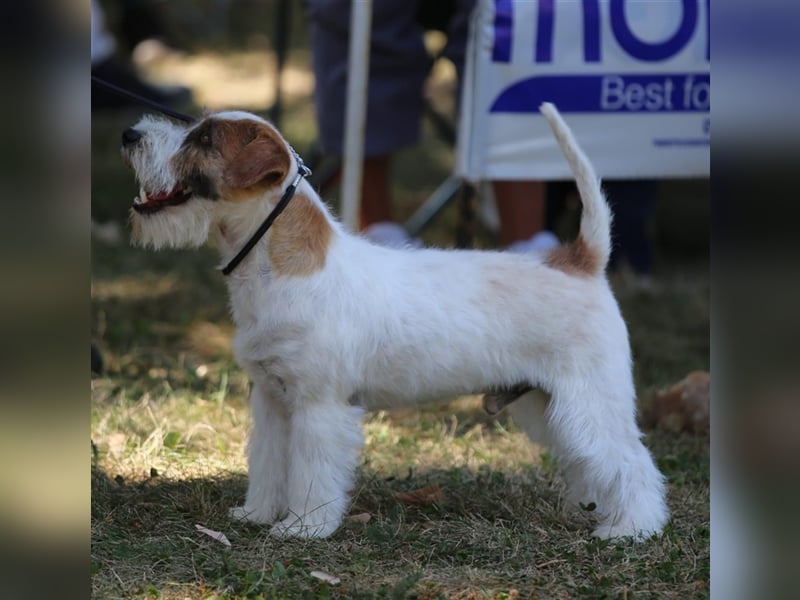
left=539, top=103, right=612, bottom=278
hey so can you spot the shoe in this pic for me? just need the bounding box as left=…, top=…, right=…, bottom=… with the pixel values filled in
left=362, top=222, right=424, bottom=249
left=506, top=230, right=560, bottom=254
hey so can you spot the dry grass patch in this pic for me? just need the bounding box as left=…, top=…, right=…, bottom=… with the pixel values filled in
left=92, top=368, right=708, bottom=599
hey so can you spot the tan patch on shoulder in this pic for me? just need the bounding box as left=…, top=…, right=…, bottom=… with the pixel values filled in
left=544, top=235, right=601, bottom=276
left=268, top=193, right=332, bottom=277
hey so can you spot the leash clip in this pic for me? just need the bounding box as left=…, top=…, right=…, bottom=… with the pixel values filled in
left=289, top=146, right=312, bottom=179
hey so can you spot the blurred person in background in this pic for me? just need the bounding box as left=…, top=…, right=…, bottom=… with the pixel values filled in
left=306, top=0, right=658, bottom=275
left=306, top=0, right=559, bottom=254
left=91, top=0, right=191, bottom=110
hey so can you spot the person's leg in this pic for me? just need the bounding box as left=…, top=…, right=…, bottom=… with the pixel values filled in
left=605, top=180, right=658, bottom=274
left=492, top=181, right=546, bottom=246
left=307, top=0, right=430, bottom=232
left=360, top=155, right=392, bottom=228
left=492, top=180, right=559, bottom=252
left=446, top=1, right=553, bottom=251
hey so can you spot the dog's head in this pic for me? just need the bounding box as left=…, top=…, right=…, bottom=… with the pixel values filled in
left=122, top=111, right=294, bottom=249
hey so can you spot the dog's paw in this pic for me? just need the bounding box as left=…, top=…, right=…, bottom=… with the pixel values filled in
left=269, top=513, right=341, bottom=539
left=229, top=505, right=276, bottom=524
left=592, top=521, right=660, bottom=542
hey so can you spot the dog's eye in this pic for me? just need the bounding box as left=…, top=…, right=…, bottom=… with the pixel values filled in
left=200, top=132, right=211, bottom=146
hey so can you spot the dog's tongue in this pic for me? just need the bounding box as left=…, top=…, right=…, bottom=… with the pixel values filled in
left=149, top=186, right=183, bottom=202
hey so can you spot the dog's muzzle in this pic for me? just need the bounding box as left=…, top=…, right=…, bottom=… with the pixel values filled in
left=122, top=128, right=194, bottom=215
left=131, top=185, right=194, bottom=214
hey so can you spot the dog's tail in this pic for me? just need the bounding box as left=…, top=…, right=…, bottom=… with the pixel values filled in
left=540, top=102, right=611, bottom=276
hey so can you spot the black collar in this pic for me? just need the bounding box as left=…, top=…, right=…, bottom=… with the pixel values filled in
left=221, top=149, right=312, bottom=276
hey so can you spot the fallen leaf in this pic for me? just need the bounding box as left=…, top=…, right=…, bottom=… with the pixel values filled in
left=650, top=370, right=710, bottom=433
left=394, top=483, right=443, bottom=506
left=310, top=570, right=341, bottom=585
left=345, top=512, right=372, bottom=523
left=195, top=523, right=231, bottom=547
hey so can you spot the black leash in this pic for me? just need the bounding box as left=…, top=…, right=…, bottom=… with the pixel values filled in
left=221, top=149, right=312, bottom=276
left=91, top=75, right=196, bottom=123
left=92, top=75, right=311, bottom=277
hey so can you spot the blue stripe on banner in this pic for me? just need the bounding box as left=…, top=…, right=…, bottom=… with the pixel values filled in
left=490, top=73, right=710, bottom=113
left=492, top=0, right=513, bottom=63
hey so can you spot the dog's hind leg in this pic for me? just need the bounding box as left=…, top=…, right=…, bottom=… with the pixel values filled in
left=271, top=397, right=364, bottom=539
left=231, top=384, right=290, bottom=524
left=545, top=379, right=668, bottom=540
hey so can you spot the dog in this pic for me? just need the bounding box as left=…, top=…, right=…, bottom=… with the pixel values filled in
left=121, top=103, right=668, bottom=540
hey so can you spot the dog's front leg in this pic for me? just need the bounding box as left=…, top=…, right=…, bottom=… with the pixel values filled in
left=230, top=383, right=289, bottom=524
left=270, top=396, right=364, bottom=539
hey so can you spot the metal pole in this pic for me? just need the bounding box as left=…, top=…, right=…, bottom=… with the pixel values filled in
left=340, top=0, right=372, bottom=232
left=268, top=0, right=291, bottom=127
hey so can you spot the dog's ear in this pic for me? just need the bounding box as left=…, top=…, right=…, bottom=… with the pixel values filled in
left=223, top=126, right=291, bottom=190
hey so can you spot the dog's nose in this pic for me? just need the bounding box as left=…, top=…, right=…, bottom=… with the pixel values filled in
left=122, top=128, right=142, bottom=147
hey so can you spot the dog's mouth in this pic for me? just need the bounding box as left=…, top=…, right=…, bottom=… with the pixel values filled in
left=132, top=184, right=193, bottom=214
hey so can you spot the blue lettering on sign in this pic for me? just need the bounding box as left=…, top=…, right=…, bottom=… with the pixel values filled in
left=611, top=0, right=697, bottom=62
left=493, top=0, right=513, bottom=62
left=583, top=0, right=601, bottom=62
left=490, top=73, right=710, bottom=113
left=492, top=0, right=709, bottom=64
left=535, top=0, right=554, bottom=63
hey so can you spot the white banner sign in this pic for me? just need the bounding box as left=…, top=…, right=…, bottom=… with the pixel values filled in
left=456, top=0, right=710, bottom=180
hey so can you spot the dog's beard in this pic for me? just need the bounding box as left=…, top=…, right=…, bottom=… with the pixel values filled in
left=130, top=199, right=215, bottom=249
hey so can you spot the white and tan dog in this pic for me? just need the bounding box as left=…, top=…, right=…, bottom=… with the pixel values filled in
left=122, top=103, right=668, bottom=540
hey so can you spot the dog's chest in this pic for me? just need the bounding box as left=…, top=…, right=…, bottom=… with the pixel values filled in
left=230, top=317, right=313, bottom=392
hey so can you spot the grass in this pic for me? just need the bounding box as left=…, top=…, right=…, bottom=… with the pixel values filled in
left=91, top=17, right=709, bottom=598
left=91, top=380, right=709, bottom=599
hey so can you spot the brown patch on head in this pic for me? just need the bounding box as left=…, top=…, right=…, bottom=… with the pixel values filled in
left=544, top=235, right=601, bottom=276
left=268, top=192, right=332, bottom=277
left=219, top=121, right=290, bottom=191
left=172, top=117, right=291, bottom=201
